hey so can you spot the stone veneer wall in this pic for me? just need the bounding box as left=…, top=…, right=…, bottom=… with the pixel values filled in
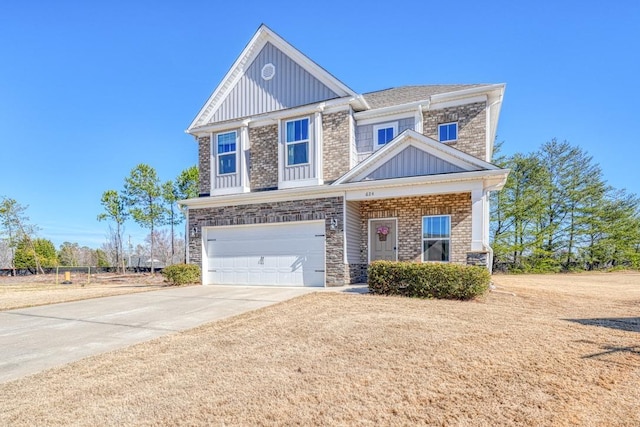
left=360, top=193, right=472, bottom=264
left=423, top=102, right=487, bottom=160
left=187, top=196, right=347, bottom=286
left=322, top=110, right=351, bottom=183
left=249, top=124, right=279, bottom=191
left=197, top=136, right=211, bottom=196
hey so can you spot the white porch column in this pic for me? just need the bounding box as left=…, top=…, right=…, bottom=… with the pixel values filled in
left=471, top=189, right=487, bottom=251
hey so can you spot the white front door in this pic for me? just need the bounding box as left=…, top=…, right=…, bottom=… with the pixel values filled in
left=369, top=218, right=397, bottom=262
left=205, top=221, right=325, bottom=287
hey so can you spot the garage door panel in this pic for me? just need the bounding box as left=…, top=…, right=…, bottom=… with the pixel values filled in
left=205, top=221, right=325, bottom=287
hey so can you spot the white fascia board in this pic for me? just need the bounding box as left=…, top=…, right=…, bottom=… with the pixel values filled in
left=354, top=99, right=430, bottom=121
left=348, top=140, right=479, bottom=183
left=187, top=24, right=356, bottom=133
left=180, top=187, right=345, bottom=209
left=333, top=130, right=500, bottom=185
left=187, top=97, right=353, bottom=137
left=429, top=95, right=487, bottom=110
left=178, top=169, right=508, bottom=209
left=356, top=110, right=416, bottom=127
left=265, top=27, right=356, bottom=98
left=352, top=84, right=506, bottom=120
left=429, top=84, right=506, bottom=103
left=486, top=85, right=505, bottom=158
left=187, top=28, right=268, bottom=132
left=345, top=179, right=482, bottom=201
left=342, top=170, right=508, bottom=201
left=405, top=131, right=501, bottom=171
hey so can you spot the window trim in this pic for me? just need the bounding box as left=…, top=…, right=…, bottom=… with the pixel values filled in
left=373, top=122, right=398, bottom=149
left=284, top=117, right=310, bottom=167
left=438, top=122, right=458, bottom=143
left=215, top=130, right=237, bottom=176
left=422, top=215, right=451, bottom=262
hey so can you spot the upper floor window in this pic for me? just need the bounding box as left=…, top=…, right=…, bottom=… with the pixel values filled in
left=438, top=122, right=458, bottom=142
left=216, top=131, right=237, bottom=175
left=422, top=215, right=450, bottom=262
left=373, top=123, right=398, bottom=149
left=285, top=118, right=309, bottom=166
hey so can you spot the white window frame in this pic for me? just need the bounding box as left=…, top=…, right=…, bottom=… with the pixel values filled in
left=284, top=117, right=310, bottom=166
left=422, top=215, right=451, bottom=262
left=373, top=122, right=398, bottom=150
left=438, top=122, right=458, bottom=143
left=215, top=130, right=238, bottom=175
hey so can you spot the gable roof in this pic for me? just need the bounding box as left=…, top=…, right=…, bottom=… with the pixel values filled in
left=333, top=129, right=500, bottom=185
left=188, top=24, right=357, bottom=132
left=362, top=85, right=486, bottom=109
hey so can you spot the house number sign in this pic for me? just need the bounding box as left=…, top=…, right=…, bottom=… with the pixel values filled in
left=365, top=191, right=375, bottom=197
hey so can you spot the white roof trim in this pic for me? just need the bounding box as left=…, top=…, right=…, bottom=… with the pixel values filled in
left=179, top=168, right=509, bottom=209
left=187, top=24, right=357, bottom=132
left=354, top=84, right=506, bottom=121
left=332, top=130, right=501, bottom=185
left=188, top=96, right=354, bottom=136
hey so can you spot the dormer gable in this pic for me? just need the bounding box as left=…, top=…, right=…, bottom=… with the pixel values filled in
left=188, top=25, right=357, bottom=132
left=334, top=129, right=499, bottom=185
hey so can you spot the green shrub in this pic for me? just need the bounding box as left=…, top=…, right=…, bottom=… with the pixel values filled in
left=368, top=261, right=491, bottom=300
left=162, top=263, right=201, bottom=286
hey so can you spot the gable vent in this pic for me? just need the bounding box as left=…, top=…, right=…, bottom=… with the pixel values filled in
left=261, top=63, right=276, bottom=81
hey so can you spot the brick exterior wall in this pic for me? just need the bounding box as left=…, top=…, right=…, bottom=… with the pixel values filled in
left=322, top=110, right=351, bottom=183
left=187, top=196, right=347, bottom=286
left=197, top=136, right=211, bottom=196
left=360, top=193, right=472, bottom=265
left=249, top=124, right=279, bottom=191
left=423, top=102, right=487, bottom=161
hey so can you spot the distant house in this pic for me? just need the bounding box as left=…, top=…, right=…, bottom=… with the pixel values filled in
left=127, top=257, right=164, bottom=271
left=180, top=25, right=509, bottom=287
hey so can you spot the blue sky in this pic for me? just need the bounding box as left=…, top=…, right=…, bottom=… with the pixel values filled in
left=1, top=0, right=638, bottom=249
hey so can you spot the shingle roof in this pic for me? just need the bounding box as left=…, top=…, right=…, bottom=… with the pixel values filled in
left=362, top=85, right=486, bottom=109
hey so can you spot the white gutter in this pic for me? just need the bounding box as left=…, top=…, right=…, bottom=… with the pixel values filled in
left=179, top=169, right=509, bottom=208
left=429, top=84, right=505, bottom=102
left=186, top=96, right=357, bottom=136
left=354, top=84, right=505, bottom=122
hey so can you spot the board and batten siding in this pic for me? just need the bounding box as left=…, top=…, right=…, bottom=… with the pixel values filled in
left=214, top=170, right=239, bottom=188
left=212, top=42, right=340, bottom=123
left=345, top=201, right=363, bottom=263
left=363, top=145, right=468, bottom=181
left=355, top=117, right=414, bottom=162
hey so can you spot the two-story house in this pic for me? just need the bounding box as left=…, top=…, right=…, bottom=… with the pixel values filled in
left=181, top=25, right=509, bottom=287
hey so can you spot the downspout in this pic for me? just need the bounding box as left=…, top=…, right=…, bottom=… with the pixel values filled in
left=184, top=205, right=189, bottom=264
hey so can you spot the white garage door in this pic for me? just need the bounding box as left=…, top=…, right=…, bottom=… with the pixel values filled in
left=205, top=221, right=325, bottom=287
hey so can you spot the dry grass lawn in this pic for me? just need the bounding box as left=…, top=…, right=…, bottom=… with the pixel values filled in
left=1, top=272, right=639, bottom=426
left=0, top=273, right=169, bottom=310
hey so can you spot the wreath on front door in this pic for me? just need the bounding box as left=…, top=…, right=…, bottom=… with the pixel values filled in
left=376, top=225, right=390, bottom=241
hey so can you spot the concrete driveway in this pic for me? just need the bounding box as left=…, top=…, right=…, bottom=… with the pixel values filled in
left=0, top=285, right=316, bottom=383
